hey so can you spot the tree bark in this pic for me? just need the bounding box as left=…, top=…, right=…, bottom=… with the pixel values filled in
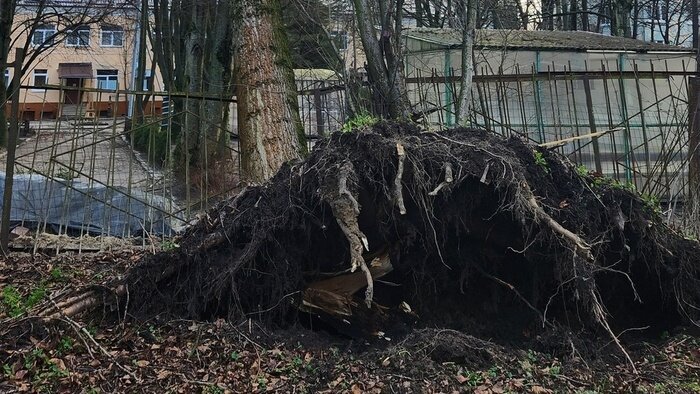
left=541, top=0, right=555, bottom=30
left=352, top=0, right=409, bottom=119
left=581, top=0, right=589, bottom=31
left=611, top=0, right=633, bottom=37
left=234, top=0, right=303, bottom=183
left=134, top=0, right=148, bottom=124
left=0, top=0, right=17, bottom=147
left=455, top=0, right=475, bottom=126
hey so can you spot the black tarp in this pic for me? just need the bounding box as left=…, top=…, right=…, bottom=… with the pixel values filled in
left=0, top=173, right=178, bottom=237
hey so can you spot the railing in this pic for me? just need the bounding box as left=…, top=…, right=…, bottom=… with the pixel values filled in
left=405, top=59, right=693, bottom=202
left=0, top=61, right=693, bottom=249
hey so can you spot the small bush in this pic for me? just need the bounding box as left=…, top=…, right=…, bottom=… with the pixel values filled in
left=130, top=120, right=170, bottom=166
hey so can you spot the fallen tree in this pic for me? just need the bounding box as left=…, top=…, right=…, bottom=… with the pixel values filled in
left=41, top=121, right=700, bottom=345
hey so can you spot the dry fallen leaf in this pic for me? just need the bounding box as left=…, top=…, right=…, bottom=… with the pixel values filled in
left=14, top=369, right=28, bottom=380
left=135, top=360, right=150, bottom=367
left=270, top=348, right=282, bottom=357
left=157, top=369, right=172, bottom=380
left=530, top=385, right=553, bottom=394
left=509, top=378, right=525, bottom=389
left=49, top=358, right=67, bottom=371
left=474, top=385, right=491, bottom=394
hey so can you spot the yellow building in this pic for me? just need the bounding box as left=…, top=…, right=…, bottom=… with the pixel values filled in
left=5, top=3, right=163, bottom=121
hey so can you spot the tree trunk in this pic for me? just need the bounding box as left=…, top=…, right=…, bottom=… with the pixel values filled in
left=234, top=0, right=303, bottom=183
left=0, top=0, right=16, bottom=147
left=202, top=0, right=234, bottom=158
left=134, top=0, right=148, bottom=124
left=570, top=0, right=578, bottom=30
left=352, top=0, right=409, bottom=119
left=611, top=0, right=633, bottom=37
left=541, top=0, right=555, bottom=30
left=456, top=0, right=476, bottom=126
left=581, top=0, right=589, bottom=31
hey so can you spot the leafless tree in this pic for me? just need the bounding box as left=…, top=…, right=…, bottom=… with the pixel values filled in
left=352, top=0, right=411, bottom=118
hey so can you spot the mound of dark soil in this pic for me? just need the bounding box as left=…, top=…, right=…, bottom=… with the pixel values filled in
left=60, top=122, right=700, bottom=343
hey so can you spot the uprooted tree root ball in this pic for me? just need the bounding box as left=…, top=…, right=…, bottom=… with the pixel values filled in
left=47, top=121, right=700, bottom=346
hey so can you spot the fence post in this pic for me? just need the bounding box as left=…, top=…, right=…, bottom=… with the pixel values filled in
left=582, top=76, right=603, bottom=174
left=1, top=47, right=25, bottom=254
left=314, top=88, right=324, bottom=136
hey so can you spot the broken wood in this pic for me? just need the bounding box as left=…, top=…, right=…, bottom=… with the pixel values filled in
left=537, top=128, right=623, bottom=149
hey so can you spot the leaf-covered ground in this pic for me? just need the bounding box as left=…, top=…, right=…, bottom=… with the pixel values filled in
left=1, top=249, right=699, bottom=393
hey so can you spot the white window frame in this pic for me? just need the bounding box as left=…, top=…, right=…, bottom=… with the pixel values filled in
left=65, top=26, right=90, bottom=47
left=32, top=69, right=48, bottom=92
left=143, top=69, right=153, bottom=91
left=96, top=69, right=118, bottom=91
left=100, top=26, right=124, bottom=47
left=31, top=24, right=56, bottom=47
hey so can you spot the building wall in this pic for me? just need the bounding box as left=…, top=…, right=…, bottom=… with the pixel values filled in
left=5, top=7, right=165, bottom=120
left=405, top=46, right=694, bottom=130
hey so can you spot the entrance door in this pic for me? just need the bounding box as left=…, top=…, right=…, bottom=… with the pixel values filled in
left=63, top=78, right=84, bottom=104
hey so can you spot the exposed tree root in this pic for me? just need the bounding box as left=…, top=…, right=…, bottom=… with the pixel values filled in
left=35, top=121, right=700, bottom=354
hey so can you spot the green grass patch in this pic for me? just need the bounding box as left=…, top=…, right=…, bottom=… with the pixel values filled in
left=341, top=113, right=378, bottom=133
left=2, top=284, right=47, bottom=317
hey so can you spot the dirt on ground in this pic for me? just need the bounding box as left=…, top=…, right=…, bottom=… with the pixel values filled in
left=1, top=252, right=699, bottom=393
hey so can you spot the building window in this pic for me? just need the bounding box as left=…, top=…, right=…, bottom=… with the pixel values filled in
left=96, top=69, right=118, bottom=91
left=330, top=31, right=348, bottom=51
left=66, top=26, right=90, bottom=47
left=32, top=69, right=48, bottom=90
left=31, top=24, right=56, bottom=47
left=100, top=25, right=123, bottom=47
left=143, top=69, right=152, bottom=90
left=4, top=70, right=9, bottom=86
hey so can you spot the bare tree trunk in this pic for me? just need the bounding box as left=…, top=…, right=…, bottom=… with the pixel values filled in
left=611, top=0, right=633, bottom=37
left=352, top=0, right=409, bottom=119
left=570, top=0, right=578, bottom=30
left=202, top=0, right=234, bottom=157
left=542, top=0, right=555, bottom=30
left=234, top=0, right=303, bottom=183
left=153, top=0, right=238, bottom=178
left=581, top=0, right=589, bottom=30
left=632, top=0, right=639, bottom=38
left=0, top=0, right=16, bottom=147
left=555, top=0, right=563, bottom=29
left=456, top=0, right=476, bottom=126
left=134, top=0, right=148, bottom=124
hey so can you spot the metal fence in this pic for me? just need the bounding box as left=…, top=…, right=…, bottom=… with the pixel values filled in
left=0, top=62, right=693, bottom=246
left=1, top=77, right=348, bottom=246
left=406, top=59, right=693, bottom=201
